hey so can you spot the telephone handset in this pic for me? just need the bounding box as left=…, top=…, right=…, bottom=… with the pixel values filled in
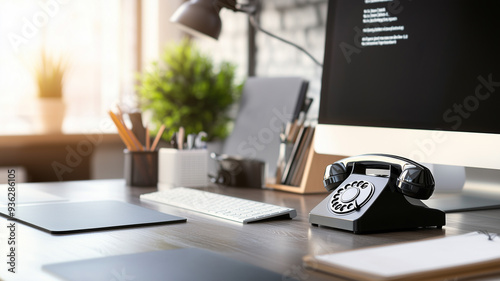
left=309, top=154, right=445, bottom=233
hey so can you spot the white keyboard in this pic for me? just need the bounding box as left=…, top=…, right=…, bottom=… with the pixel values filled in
left=140, top=187, right=297, bottom=224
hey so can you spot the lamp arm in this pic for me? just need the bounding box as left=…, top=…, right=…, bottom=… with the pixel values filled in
left=248, top=15, right=323, bottom=67
left=216, top=0, right=323, bottom=67
left=216, top=0, right=256, bottom=13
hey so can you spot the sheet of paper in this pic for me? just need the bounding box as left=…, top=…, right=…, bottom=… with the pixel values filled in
left=315, top=232, right=500, bottom=278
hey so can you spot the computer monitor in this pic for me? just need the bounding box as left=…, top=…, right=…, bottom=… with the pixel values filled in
left=315, top=0, right=500, bottom=212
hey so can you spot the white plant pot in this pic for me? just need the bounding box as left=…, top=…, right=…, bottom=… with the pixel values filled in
left=35, top=98, right=66, bottom=134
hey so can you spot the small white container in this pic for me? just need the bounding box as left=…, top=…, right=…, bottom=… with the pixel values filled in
left=158, top=148, right=208, bottom=190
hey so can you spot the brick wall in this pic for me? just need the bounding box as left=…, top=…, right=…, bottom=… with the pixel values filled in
left=256, top=0, right=327, bottom=119
left=195, top=0, right=328, bottom=120
left=195, top=9, right=249, bottom=83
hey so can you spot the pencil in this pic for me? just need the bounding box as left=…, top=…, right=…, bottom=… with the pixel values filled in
left=108, top=111, right=135, bottom=151
left=115, top=106, right=144, bottom=151
left=150, top=125, right=165, bottom=151
left=127, top=129, right=144, bottom=151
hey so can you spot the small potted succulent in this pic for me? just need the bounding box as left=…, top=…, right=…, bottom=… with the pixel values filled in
left=34, top=50, right=67, bottom=133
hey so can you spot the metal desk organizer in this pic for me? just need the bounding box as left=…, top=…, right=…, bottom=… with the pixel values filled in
left=210, top=153, right=266, bottom=188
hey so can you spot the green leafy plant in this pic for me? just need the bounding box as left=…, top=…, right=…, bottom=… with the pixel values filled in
left=35, top=50, right=67, bottom=98
left=137, top=39, right=244, bottom=141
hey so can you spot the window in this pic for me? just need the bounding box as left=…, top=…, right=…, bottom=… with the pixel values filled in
left=0, top=0, right=138, bottom=134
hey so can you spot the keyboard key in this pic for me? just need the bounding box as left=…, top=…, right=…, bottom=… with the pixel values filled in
left=140, top=187, right=297, bottom=224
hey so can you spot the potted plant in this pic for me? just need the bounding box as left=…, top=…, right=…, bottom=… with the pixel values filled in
left=34, top=50, right=67, bottom=133
left=137, top=39, right=244, bottom=142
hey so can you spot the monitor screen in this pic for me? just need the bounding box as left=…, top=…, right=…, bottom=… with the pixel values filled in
left=315, top=0, right=500, bottom=211
left=319, top=0, right=500, bottom=134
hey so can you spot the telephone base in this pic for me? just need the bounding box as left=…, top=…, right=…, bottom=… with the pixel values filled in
left=309, top=154, right=446, bottom=233
left=309, top=182, right=446, bottom=234
left=309, top=209, right=444, bottom=234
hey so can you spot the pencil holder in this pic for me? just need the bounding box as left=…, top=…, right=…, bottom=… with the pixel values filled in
left=158, top=148, right=208, bottom=190
left=124, top=150, right=158, bottom=187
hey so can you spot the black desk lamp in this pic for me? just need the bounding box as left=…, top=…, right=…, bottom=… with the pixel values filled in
left=170, top=0, right=323, bottom=68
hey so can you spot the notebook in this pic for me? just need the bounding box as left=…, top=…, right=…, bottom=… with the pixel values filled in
left=0, top=200, right=186, bottom=234
left=304, top=232, right=500, bottom=281
left=44, top=248, right=295, bottom=281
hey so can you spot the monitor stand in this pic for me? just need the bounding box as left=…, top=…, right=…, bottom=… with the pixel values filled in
left=425, top=165, right=500, bottom=212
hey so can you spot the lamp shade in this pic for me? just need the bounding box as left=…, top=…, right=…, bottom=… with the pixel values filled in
left=170, top=0, right=222, bottom=40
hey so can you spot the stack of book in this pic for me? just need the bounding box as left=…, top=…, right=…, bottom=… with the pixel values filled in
left=268, top=124, right=343, bottom=194
left=276, top=124, right=315, bottom=187
left=269, top=97, right=343, bottom=194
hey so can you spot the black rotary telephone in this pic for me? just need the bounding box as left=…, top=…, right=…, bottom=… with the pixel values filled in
left=309, top=154, right=445, bottom=233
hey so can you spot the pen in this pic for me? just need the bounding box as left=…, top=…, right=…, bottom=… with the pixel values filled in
left=170, top=132, right=178, bottom=149
left=187, top=134, right=196, bottom=150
